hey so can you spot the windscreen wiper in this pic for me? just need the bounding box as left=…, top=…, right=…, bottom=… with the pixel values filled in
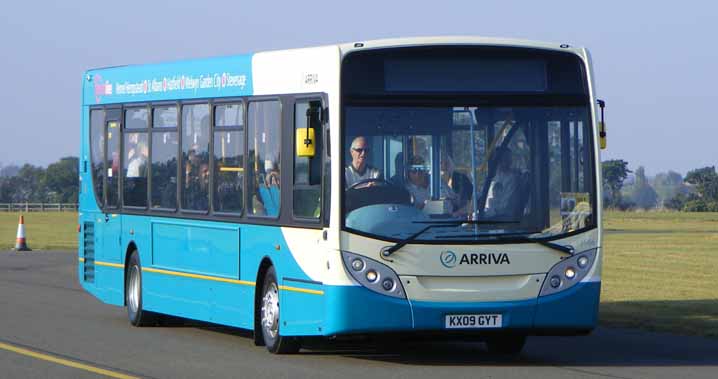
left=381, top=220, right=520, bottom=258
left=441, top=232, right=574, bottom=255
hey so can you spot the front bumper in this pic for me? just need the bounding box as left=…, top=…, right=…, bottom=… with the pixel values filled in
left=321, top=281, right=601, bottom=336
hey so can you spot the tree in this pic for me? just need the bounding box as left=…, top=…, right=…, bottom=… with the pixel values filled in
left=11, top=164, right=47, bottom=202
left=0, top=164, right=20, bottom=177
left=682, top=166, right=718, bottom=211
left=653, top=170, right=689, bottom=207
left=630, top=166, right=658, bottom=209
left=684, top=166, right=718, bottom=201
left=602, top=159, right=631, bottom=208
left=45, top=157, right=79, bottom=203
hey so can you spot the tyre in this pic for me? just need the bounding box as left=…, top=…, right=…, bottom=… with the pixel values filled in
left=126, top=250, right=158, bottom=327
left=485, top=335, right=527, bottom=355
left=259, top=266, right=300, bottom=354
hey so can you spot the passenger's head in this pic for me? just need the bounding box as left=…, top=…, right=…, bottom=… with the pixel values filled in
left=350, top=136, right=370, bottom=172
left=199, top=163, right=210, bottom=185
left=407, top=155, right=429, bottom=187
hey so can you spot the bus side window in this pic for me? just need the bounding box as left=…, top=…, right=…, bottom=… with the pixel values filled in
left=248, top=100, right=281, bottom=217
left=181, top=103, right=210, bottom=212
left=151, top=105, right=178, bottom=210
left=293, top=100, right=322, bottom=219
left=213, top=103, right=244, bottom=214
left=123, top=107, right=149, bottom=208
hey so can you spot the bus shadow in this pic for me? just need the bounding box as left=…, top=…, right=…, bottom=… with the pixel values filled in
left=316, top=328, right=718, bottom=367
left=151, top=299, right=718, bottom=367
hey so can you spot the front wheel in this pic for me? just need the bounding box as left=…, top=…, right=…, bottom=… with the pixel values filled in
left=260, top=266, right=300, bottom=354
left=126, top=251, right=158, bottom=326
left=485, top=335, right=527, bottom=355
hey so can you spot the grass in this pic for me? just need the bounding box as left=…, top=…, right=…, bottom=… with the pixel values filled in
left=1, top=210, right=716, bottom=337
left=0, top=212, right=78, bottom=251
left=600, top=210, right=718, bottom=337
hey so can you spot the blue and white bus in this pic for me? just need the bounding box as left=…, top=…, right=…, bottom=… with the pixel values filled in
left=79, top=37, right=605, bottom=354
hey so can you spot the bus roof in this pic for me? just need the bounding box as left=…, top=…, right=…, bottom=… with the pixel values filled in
left=83, top=36, right=586, bottom=106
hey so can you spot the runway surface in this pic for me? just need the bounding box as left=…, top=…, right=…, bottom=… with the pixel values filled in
left=1, top=251, right=716, bottom=379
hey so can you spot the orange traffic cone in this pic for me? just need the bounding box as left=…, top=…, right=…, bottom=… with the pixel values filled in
left=13, top=215, right=31, bottom=251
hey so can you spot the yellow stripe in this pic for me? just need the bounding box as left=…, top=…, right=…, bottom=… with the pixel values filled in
left=0, top=341, right=138, bottom=379
left=78, top=257, right=85, bottom=263
left=142, top=267, right=255, bottom=286
left=96, top=261, right=124, bottom=269
left=92, top=262, right=323, bottom=295
left=279, top=285, right=324, bottom=296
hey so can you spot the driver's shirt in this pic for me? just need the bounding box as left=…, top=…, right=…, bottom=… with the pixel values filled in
left=345, top=165, right=381, bottom=188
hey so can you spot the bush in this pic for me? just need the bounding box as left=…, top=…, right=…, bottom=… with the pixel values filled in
left=682, top=200, right=718, bottom=212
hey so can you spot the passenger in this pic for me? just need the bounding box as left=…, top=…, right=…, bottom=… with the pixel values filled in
left=484, top=147, right=521, bottom=218
left=258, top=164, right=280, bottom=217
left=389, top=152, right=405, bottom=187
left=126, top=140, right=148, bottom=178
left=405, top=155, right=430, bottom=209
left=345, top=136, right=381, bottom=188
left=440, top=153, right=473, bottom=217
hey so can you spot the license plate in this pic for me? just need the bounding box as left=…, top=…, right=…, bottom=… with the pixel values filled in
left=445, top=314, right=502, bottom=329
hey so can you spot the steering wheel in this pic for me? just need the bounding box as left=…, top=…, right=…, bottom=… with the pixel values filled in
left=348, top=178, right=393, bottom=190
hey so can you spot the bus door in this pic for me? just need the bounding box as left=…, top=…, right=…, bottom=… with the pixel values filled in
left=103, top=109, right=123, bottom=265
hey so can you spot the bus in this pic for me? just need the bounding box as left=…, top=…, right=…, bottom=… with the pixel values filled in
left=79, top=36, right=605, bottom=354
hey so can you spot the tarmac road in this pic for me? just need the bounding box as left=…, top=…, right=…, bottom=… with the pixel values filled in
left=1, top=250, right=716, bottom=379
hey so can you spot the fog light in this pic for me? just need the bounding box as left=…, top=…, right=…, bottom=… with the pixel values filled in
left=381, top=278, right=394, bottom=291
left=351, top=258, right=365, bottom=271
left=366, top=270, right=378, bottom=282
left=550, top=275, right=561, bottom=288
left=577, top=255, right=589, bottom=269
left=565, top=267, right=576, bottom=279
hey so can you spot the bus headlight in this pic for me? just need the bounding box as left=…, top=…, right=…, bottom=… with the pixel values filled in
left=351, top=258, right=365, bottom=271
left=565, top=267, right=576, bottom=279
left=577, top=255, right=590, bottom=269
left=341, top=251, right=406, bottom=299
left=366, top=270, right=378, bottom=282
left=540, top=249, right=597, bottom=297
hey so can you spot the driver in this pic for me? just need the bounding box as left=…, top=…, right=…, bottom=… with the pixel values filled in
left=345, top=136, right=381, bottom=188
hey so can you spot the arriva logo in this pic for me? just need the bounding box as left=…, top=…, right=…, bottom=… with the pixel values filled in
left=440, top=251, right=458, bottom=268
left=440, top=251, right=511, bottom=268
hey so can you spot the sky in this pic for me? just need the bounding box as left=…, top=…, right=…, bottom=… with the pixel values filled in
left=0, top=0, right=715, bottom=176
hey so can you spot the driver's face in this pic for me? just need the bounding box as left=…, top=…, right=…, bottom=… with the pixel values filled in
left=350, top=138, right=369, bottom=171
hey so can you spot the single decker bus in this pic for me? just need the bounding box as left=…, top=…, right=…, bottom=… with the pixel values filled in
left=79, top=36, right=606, bottom=354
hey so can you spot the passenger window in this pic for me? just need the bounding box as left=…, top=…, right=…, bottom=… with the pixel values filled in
left=90, top=110, right=105, bottom=206
left=247, top=101, right=281, bottom=217
left=151, top=106, right=178, bottom=209
left=181, top=103, right=210, bottom=211
left=213, top=103, right=244, bottom=214
left=123, top=132, right=149, bottom=207
left=293, top=100, right=322, bottom=219
left=123, top=108, right=149, bottom=208
left=125, top=108, right=148, bottom=129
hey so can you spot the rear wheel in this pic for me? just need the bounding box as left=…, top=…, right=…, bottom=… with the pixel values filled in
left=260, top=266, right=300, bottom=354
left=126, top=251, right=158, bottom=326
left=485, top=335, right=527, bottom=355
